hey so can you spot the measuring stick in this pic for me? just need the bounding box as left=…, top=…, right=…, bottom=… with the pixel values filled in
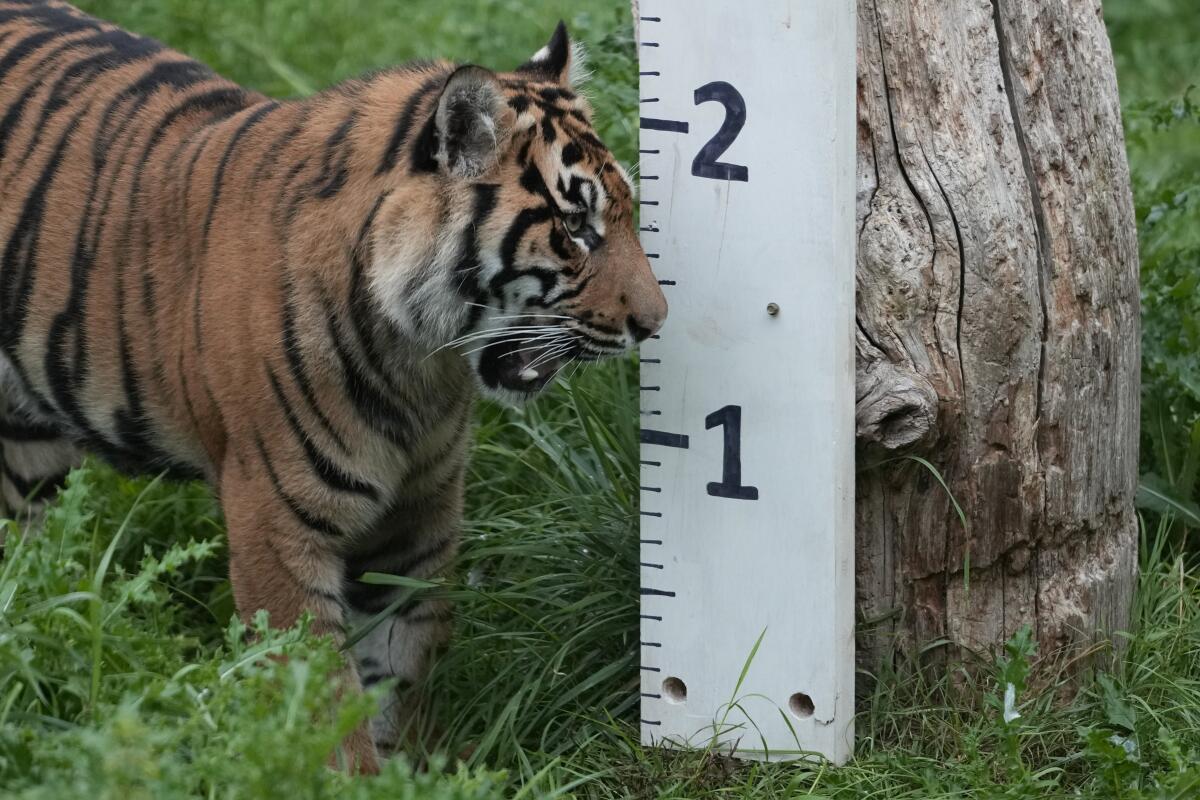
left=636, top=0, right=856, bottom=763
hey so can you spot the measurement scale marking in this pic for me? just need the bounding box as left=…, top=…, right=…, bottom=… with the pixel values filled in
left=640, top=429, right=689, bottom=448
left=641, top=4, right=672, bottom=744
left=640, top=117, right=689, bottom=133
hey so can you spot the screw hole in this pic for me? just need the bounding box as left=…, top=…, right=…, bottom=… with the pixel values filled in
left=788, top=692, right=815, bottom=719
left=662, top=676, right=687, bottom=704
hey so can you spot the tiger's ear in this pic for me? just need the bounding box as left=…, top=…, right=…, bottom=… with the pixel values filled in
left=516, top=21, right=586, bottom=86
left=434, top=65, right=509, bottom=179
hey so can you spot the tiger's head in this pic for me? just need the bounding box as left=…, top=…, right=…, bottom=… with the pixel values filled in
left=371, top=23, right=667, bottom=402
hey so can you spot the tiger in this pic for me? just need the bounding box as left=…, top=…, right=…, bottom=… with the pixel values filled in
left=0, top=0, right=666, bottom=772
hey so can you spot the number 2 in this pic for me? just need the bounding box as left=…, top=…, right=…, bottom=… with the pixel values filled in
left=706, top=405, right=759, bottom=500
left=691, top=81, right=749, bottom=182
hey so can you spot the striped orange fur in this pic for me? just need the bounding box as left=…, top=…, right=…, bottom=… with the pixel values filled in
left=0, top=0, right=665, bottom=771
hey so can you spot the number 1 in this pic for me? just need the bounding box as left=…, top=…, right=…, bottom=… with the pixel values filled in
left=706, top=405, right=759, bottom=500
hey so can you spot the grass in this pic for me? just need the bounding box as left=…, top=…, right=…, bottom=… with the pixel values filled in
left=0, top=0, right=1198, bottom=797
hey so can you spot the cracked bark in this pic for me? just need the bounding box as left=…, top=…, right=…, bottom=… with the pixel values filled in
left=855, top=0, right=1139, bottom=670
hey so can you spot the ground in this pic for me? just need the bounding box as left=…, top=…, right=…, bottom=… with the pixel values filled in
left=1, top=0, right=1199, bottom=797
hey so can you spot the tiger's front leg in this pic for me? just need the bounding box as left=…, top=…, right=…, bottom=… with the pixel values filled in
left=219, top=455, right=381, bottom=774
left=342, top=460, right=465, bottom=756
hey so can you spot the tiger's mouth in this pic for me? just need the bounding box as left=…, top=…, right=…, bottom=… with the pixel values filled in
left=477, top=335, right=578, bottom=394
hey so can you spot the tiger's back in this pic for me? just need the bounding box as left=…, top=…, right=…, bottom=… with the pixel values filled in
left=0, top=0, right=666, bottom=772
left=0, top=1, right=461, bottom=486
left=0, top=0, right=255, bottom=481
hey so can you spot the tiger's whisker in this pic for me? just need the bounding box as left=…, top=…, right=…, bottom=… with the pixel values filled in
left=461, top=332, right=569, bottom=359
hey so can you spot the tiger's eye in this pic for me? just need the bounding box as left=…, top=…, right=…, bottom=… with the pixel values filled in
left=563, top=212, right=586, bottom=234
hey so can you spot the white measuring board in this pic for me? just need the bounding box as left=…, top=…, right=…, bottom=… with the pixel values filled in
left=636, top=0, right=855, bottom=763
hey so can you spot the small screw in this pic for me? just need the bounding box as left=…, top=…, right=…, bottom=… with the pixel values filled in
left=766, top=302, right=780, bottom=316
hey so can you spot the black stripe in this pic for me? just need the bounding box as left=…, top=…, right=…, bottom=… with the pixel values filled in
left=176, top=352, right=204, bottom=444
left=408, top=111, right=439, bottom=173
left=279, top=281, right=350, bottom=453
left=492, top=206, right=554, bottom=293
left=254, top=434, right=342, bottom=537
left=275, top=156, right=311, bottom=238
left=131, top=85, right=249, bottom=322
left=548, top=226, right=572, bottom=261
left=179, top=120, right=219, bottom=255
left=265, top=367, right=378, bottom=500
left=0, top=416, right=61, bottom=441
left=560, top=142, right=583, bottom=167
left=345, top=193, right=395, bottom=385
left=262, top=536, right=342, bottom=607
left=252, top=114, right=305, bottom=182
left=7, top=104, right=93, bottom=434
left=312, top=109, right=356, bottom=198
left=346, top=534, right=454, bottom=582
left=550, top=271, right=594, bottom=304
left=0, top=26, right=78, bottom=85
left=451, top=183, right=499, bottom=314
left=520, top=161, right=556, bottom=206
left=320, top=292, right=414, bottom=448
left=0, top=103, right=90, bottom=349
left=2, top=466, right=67, bottom=503
left=0, top=2, right=103, bottom=33
left=561, top=175, right=593, bottom=209
left=0, top=28, right=103, bottom=161
left=376, top=72, right=443, bottom=175
left=344, top=540, right=450, bottom=613
left=15, top=29, right=162, bottom=168
left=190, top=101, right=279, bottom=365
left=201, top=102, right=279, bottom=249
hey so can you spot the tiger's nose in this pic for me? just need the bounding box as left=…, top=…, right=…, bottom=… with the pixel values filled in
left=627, top=284, right=668, bottom=342
left=627, top=314, right=656, bottom=342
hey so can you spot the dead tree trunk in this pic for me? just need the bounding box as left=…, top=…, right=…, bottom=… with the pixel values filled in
left=855, top=0, right=1140, bottom=667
